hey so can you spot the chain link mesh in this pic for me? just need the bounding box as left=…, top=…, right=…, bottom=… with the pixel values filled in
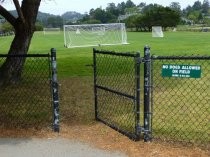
left=94, top=50, right=139, bottom=139
left=151, top=56, right=210, bottom=148
left=0, top=55, right=52, bottom=129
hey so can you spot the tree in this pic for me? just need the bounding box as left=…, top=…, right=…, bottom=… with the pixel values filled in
left=188, top=10, right=203, bottom=23
left=125, top=0, right=135, bottom=8
left=35, top=21, right=43, bottom=31
left=192, top=1, right=202, bottom=10
left=202, top=0, right=210, bottom=14
left=134, top=5, right=181, bottom=31
left=46, top=16, right=63, bottom=28
left=117, top=2, right=126, bottom=15
left=106, top=3, right=119, bottom=17
left=0, top=0, right=41, bottom=85
left=87, top=7, right=115, bottom=23
left=169, top=2, right=181, bottom=14
left=125, top=14, right=139, bottom=31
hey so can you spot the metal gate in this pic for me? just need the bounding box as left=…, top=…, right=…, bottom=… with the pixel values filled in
left=93, top=47, right=152, bottom=141
left=93, top=48, right=141, bottom=140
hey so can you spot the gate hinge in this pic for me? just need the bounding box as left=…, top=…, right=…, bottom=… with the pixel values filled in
left=135, top=57, right=142, bottom=64
left=136, top=125, right=144, bottom=134
left=141, top=58, right=151, bottom=63
left=137, top=126, right=152, bottom=135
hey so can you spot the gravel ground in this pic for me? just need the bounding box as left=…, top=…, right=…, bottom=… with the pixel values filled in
left=0, top=137, right=127, bottom=157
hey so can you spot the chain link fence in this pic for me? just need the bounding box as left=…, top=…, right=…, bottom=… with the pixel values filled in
left=0, top=54, right=53, bottom=129
left=151, top=56, right=210, bottom=148
left=93, top=48, right=209, bottom=148
left=93, top=49, right=141, bottom=140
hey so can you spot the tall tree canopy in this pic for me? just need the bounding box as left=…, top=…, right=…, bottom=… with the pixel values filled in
left=0, top=0, right=41, bottom=85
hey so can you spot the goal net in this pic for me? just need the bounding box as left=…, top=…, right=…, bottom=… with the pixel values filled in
left=152, top=26, right=164, bottom=37
left=64, top=23, right=128, bottom=48
left=43, top=28, right=61, bottom=35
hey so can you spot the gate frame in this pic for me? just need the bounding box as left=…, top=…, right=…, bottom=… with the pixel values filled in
left=93, top=48, right=141, bottom=140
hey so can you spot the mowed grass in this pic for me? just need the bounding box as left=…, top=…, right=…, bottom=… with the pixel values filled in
left=1, top=31, right=210, bottom=77
left=0, top=31, right=209, bottom=147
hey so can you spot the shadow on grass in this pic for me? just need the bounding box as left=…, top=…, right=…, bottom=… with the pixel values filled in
left=59, top=77, right=95, bottom=126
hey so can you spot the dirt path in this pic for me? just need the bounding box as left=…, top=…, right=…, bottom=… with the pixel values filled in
left=0, top=137, right=127, bottom=157
left=60, top=124, right=210, bottom=157
left=0, top=125, right=209, bottom=157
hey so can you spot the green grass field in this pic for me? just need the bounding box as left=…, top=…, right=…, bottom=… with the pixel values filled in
left=1, top=31, right=210, bottom=77
left=0, top=31, right=209, bottom=147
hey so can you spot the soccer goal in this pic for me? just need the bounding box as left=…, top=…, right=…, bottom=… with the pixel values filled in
left=152, top=26, right=164, bottom=37
left=63, top=23, right=128, bottom=48
left=43, top=28, right=61, bottom=35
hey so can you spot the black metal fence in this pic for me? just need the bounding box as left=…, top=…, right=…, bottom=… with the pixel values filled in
left=151, top=55, right=210, bottom=147
left=93, top=47, right=210, bottom=148
left=0, top=49, right=59, bottom=131
left=93, top=49, right=141, bottom=140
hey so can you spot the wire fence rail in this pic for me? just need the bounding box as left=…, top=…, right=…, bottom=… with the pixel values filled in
left=93, top=48, right=210, bottom=149
left=0, top=49, right=59, bottom=131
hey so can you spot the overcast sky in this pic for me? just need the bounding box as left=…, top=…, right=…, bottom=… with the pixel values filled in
left=2, top=0, right=198, bottom=15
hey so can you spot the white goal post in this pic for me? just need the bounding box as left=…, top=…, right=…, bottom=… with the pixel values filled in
left=63, top=23, right=128, bottom=48
left=43, top=28, right=61, bottom=35
left=152, top=26, right=164, bottom=37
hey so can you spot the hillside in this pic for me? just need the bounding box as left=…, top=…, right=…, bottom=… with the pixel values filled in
left=9, top=10, right=84, bottom=24
left=62, top=11, right=84, bottom=23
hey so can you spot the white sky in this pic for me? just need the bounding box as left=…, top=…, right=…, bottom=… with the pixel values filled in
left=2, top=0, right=198, bottom=15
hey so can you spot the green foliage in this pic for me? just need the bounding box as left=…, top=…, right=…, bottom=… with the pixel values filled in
left=192, top=0, right=202, bottom=11
left=62, top=11, right=84, bottom=23
left=202, top=0, right=210, bottom=13
left=182, top=0, right=210, bottom=25
left=35, top=22, right=43, bottom=31
left=80, top=0, right=140, bottom=24
left=125, top=15, right=139, bottom=31
left=203, top=16, right=210, bottom=25
left=125, top=0, right=135, bottom=8
left=106, top=3, right=120, bottom=17
left=80, top=1, right=181, bottom=30
left=1, top=22, right=14, bottom=32
left=129, top=5, right=180, bottom=31
left=46, top=16, right=63, bottom=28
left=188, top=11, right=200, bottom=23
left=36, top=11, right=84, bottom=27
left=85, top=19, right=101, bottom=24
left=169, top=2, right=181, bottom=14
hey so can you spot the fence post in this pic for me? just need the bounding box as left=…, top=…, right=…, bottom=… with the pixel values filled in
left=51, top=48, right=59, bottom=132
left=135, top=52, right=141, bottom=139
left=93, top=48, right=98, bottom=120
left=143, top=45, right=152, bottom=141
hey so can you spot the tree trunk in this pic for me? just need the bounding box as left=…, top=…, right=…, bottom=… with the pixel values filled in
left=0, top=0, right=41, bottom=86
left=0, top=23, right=33, bottom=85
